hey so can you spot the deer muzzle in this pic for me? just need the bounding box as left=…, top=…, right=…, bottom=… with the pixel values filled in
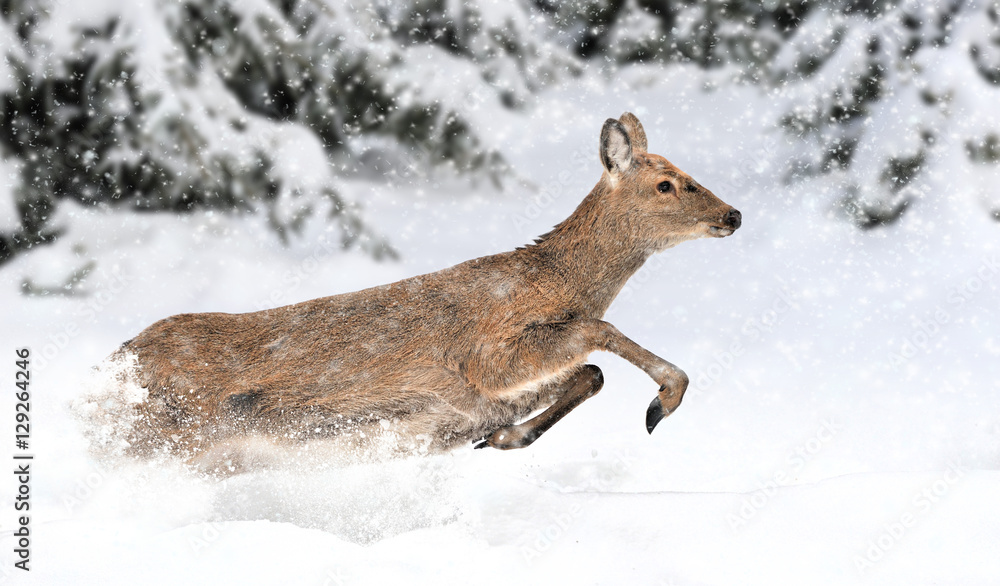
left=708, top=207, right=741, bottom=237
left=724, top=208, right=742, bottom=229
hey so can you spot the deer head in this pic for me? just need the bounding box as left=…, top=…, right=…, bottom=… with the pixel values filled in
left=599, top=112, right=741, bottom=252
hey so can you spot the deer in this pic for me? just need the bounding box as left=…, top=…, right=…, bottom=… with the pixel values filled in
left=96, top=112, right=741, bottom=468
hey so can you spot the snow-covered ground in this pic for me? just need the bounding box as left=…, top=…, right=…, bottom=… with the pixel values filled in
left=1, top=69, right=998, bottom=585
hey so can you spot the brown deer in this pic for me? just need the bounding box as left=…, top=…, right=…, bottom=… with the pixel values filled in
left=102, top=112, right=740, bottom=465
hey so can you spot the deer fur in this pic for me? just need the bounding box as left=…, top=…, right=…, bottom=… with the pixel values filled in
left=106, top=112, right=741, bottom=467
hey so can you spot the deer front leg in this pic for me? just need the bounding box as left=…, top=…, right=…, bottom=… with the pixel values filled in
left=481, top=318, right=687, bottom=436
left=475, top=364, right=604, bottom=450
left=589, top=320, right=689, bottom=434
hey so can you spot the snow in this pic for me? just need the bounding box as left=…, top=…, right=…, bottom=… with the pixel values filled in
left=0, top=158, right=20, bottom=234
left=1, top=65, right=998, bottom=586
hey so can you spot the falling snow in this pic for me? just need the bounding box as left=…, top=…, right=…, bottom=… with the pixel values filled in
left=1, top=1, right=999, bottom=585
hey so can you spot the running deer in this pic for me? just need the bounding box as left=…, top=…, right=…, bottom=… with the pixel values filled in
left=106, top=112, right=741, bottom=464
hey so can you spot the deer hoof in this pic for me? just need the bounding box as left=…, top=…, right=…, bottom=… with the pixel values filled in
left=646, top=396, right=665, bottom=434
left=474, top=426, right=536, bottom=450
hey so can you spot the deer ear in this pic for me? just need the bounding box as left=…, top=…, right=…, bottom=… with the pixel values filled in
left=619, top=112, right=647, bottom=153
left=600, top=118, right=634, bottom=176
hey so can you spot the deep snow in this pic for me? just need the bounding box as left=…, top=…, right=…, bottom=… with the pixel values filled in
left=0, top=69, right=998, bottom=585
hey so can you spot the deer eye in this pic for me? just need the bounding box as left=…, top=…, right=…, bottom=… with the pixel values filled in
left=656, top=181, right=674, bottom=194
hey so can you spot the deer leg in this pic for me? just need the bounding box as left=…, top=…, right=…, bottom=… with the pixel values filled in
left=570, top=319, right=690, bottom=434
left=475, top=364, right=604, bottom=450
left=592, top=321, right=689, bottom=434
left=501, top=318, right=688, bottom=435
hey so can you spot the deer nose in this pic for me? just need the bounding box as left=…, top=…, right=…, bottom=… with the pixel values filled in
left=724, top=208, right=742, bottom=230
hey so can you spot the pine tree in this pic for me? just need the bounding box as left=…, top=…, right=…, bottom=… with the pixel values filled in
left=0, top=0, right=575, bottom=266
left=533, top=0, right=810, bottom=75
left=4, top=0, right=996, bottom=269
left=771, top=0, right=1000, bottom=227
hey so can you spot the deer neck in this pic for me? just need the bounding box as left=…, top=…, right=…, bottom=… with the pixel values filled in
left=530, top=183, right=653, bottom=318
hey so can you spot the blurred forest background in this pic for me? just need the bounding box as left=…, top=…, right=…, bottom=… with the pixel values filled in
left=1, top=0, right=998, bottom=267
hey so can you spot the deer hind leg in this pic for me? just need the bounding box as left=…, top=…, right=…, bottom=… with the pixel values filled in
left=475, top=364, right=604, bottom=450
